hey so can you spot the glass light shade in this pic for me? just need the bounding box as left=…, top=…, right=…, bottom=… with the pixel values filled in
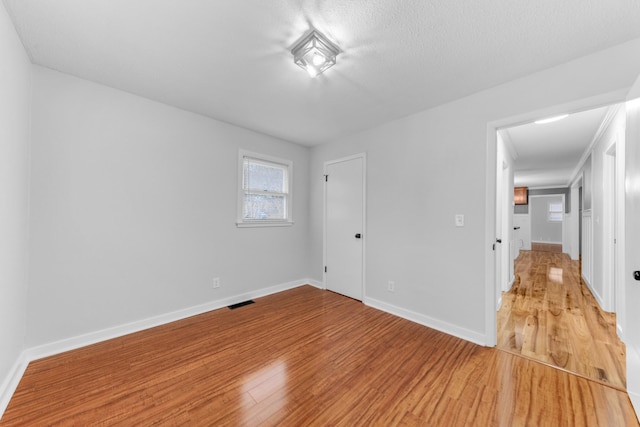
left=291, top=30, right=339, bottom=78
left=534, top=114, right=569, bottom=124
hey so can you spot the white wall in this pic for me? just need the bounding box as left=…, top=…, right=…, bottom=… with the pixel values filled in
left=513, top=214, right=531, bottom=253
left=309, top=38, right=640, bottom=345
left=0, top=1, right=32, bottom=411
left=588, top=107, right=626, bottom=311
left=530, top=195, right=563, bottom=244
left=26, top=67, right=311, bottom=347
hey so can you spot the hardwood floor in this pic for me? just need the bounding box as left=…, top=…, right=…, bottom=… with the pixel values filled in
left=498, top=250, right=626, bottom=390
left=531, top=242, right=563, bottom=253
left=2, top=285, right=637, bottom=426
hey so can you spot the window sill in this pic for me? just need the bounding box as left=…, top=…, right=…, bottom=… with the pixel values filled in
left=236, top=220, right=295, bottom=228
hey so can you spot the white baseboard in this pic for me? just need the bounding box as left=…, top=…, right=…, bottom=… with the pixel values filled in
left=1, top=279, right=317, bottom=419
left=364, top=297, right=486, bottom=346
left=582, top=274, right=609, bottom=312
left=305, top=278, right=324, bottom=289
left=627, top=344, right=640, bottom=420
left=630, top=390, right=640, bottom=421
left=26, top=279, right=316, bottom=362
left=0, top=351, right=29, bottom=418
left=617, top=323, right=625, bottom=341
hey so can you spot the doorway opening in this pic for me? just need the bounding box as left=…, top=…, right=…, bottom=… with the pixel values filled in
left=492, top=102, right=627, bottom=389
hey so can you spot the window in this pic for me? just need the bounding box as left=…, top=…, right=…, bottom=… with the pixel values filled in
left=548, top=202, right=563, bottom=222
left=237, top=150, right=293, bottom=227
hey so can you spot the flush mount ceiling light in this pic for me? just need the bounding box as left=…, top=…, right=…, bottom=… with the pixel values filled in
left=534, top=114, right=569, bottom=124
left=291, top=29, right=340, bottom=78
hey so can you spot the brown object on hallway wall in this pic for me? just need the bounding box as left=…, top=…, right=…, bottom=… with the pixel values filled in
left=514, top=186, right=528, bottom=205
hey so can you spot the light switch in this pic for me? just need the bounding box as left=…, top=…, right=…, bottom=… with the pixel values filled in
left=455, top=214, right=464, bottom=227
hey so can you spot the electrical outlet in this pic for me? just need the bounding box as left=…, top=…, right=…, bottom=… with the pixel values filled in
left=387, top=281, right=395, bottom=292
left=213, top=277, right=220, bottom=289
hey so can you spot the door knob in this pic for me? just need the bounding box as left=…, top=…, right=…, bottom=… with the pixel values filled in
left=634, top=271, right=640, bottom=281
left=355, top=233, right=362, bottom=239
left=496, top=238, right=502, bottom=243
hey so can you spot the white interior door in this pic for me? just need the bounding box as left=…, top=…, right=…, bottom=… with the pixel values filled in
left=324, top=154, right=365, bottom=300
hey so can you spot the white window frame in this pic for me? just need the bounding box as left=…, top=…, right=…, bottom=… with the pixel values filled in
left=236, top=150, right=293, bottom=228
left=548, top=201, right=563, bottom=222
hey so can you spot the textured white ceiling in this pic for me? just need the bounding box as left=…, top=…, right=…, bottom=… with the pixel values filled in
left=4, top=0, right=640, bottom=145
left=504, top=106, right=610, bottom=188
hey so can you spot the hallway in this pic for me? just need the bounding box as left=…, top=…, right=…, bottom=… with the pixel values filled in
left=497, top=250, right=626, bottom=389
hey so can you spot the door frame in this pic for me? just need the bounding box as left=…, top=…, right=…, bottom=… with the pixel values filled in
left=485, top=90, right=627, bottom=347
left=603, top=140, right=617, bottom=313
left=569, top=175, right=583, bottom=261
left=603, top=133, right=626, bottom=338
left=323, top=153, right=367, bottom=298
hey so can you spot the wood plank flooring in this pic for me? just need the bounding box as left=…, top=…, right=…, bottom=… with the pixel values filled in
left=498, top=250, right=626, bottom=389
left=531, top=242, right=563, bottom=253
left=2, top=285, right=637, bottom=426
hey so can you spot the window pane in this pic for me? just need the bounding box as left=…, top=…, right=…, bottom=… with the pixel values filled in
left=548, top=212, right=563, bottom=222
left=549, top=202, right=563, bottom=212
left=243, top=193, right=286, bottom=220
left=238, top=151, right=292, bottom=226
left=244, top=160, right=286, bottom=193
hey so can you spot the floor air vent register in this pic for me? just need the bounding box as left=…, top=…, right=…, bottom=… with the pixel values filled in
left=227, top=300, right=255, bottom=310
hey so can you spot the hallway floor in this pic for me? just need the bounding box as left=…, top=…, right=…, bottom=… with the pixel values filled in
left=497, top=250, right=626, bottom=389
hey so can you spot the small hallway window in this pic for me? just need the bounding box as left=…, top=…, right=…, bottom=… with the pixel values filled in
left=237, top=150, right=293, bottom=227
left=548, top=202, right=563, bottom=222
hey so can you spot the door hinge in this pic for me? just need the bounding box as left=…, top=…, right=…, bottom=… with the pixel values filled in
left=324, top=174, right=328, bottom=182
left=324, top=266, right=327, bottom=273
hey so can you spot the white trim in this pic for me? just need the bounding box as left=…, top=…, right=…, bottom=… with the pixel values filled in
left=582, top=210, right=594, bottom=294
left=365, top=297, right=486, bottom=346
left=26, top=279, right=311, bottom=361
left=485, top=125, right=498, bottom=347
left=568, top=104, right=622, bottom=185
left=603, top=139, right=617, bottom=313
left=568, top=176, right=582, bottom=261
left=630, top=388, right=640, bottom=417
left=628, top=343, right=640, bottom=417
left=614, top=121, right=626, bottom=340
left=527, top=185, right=571, bottom=191
left=305, top=279, right=324, bottom=289
left=499, top=129, right=519, bottom=162
left=236, top=220, right=294, bottom=228
left=584, top=276, right=606, bottom=311
left=0, top=352, right=30, bottom=417
left=0, top=279, right=318, bottom=418
left=531, top=240, right=563, bottom=245
left=323, top=153, right=367, bottom=300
